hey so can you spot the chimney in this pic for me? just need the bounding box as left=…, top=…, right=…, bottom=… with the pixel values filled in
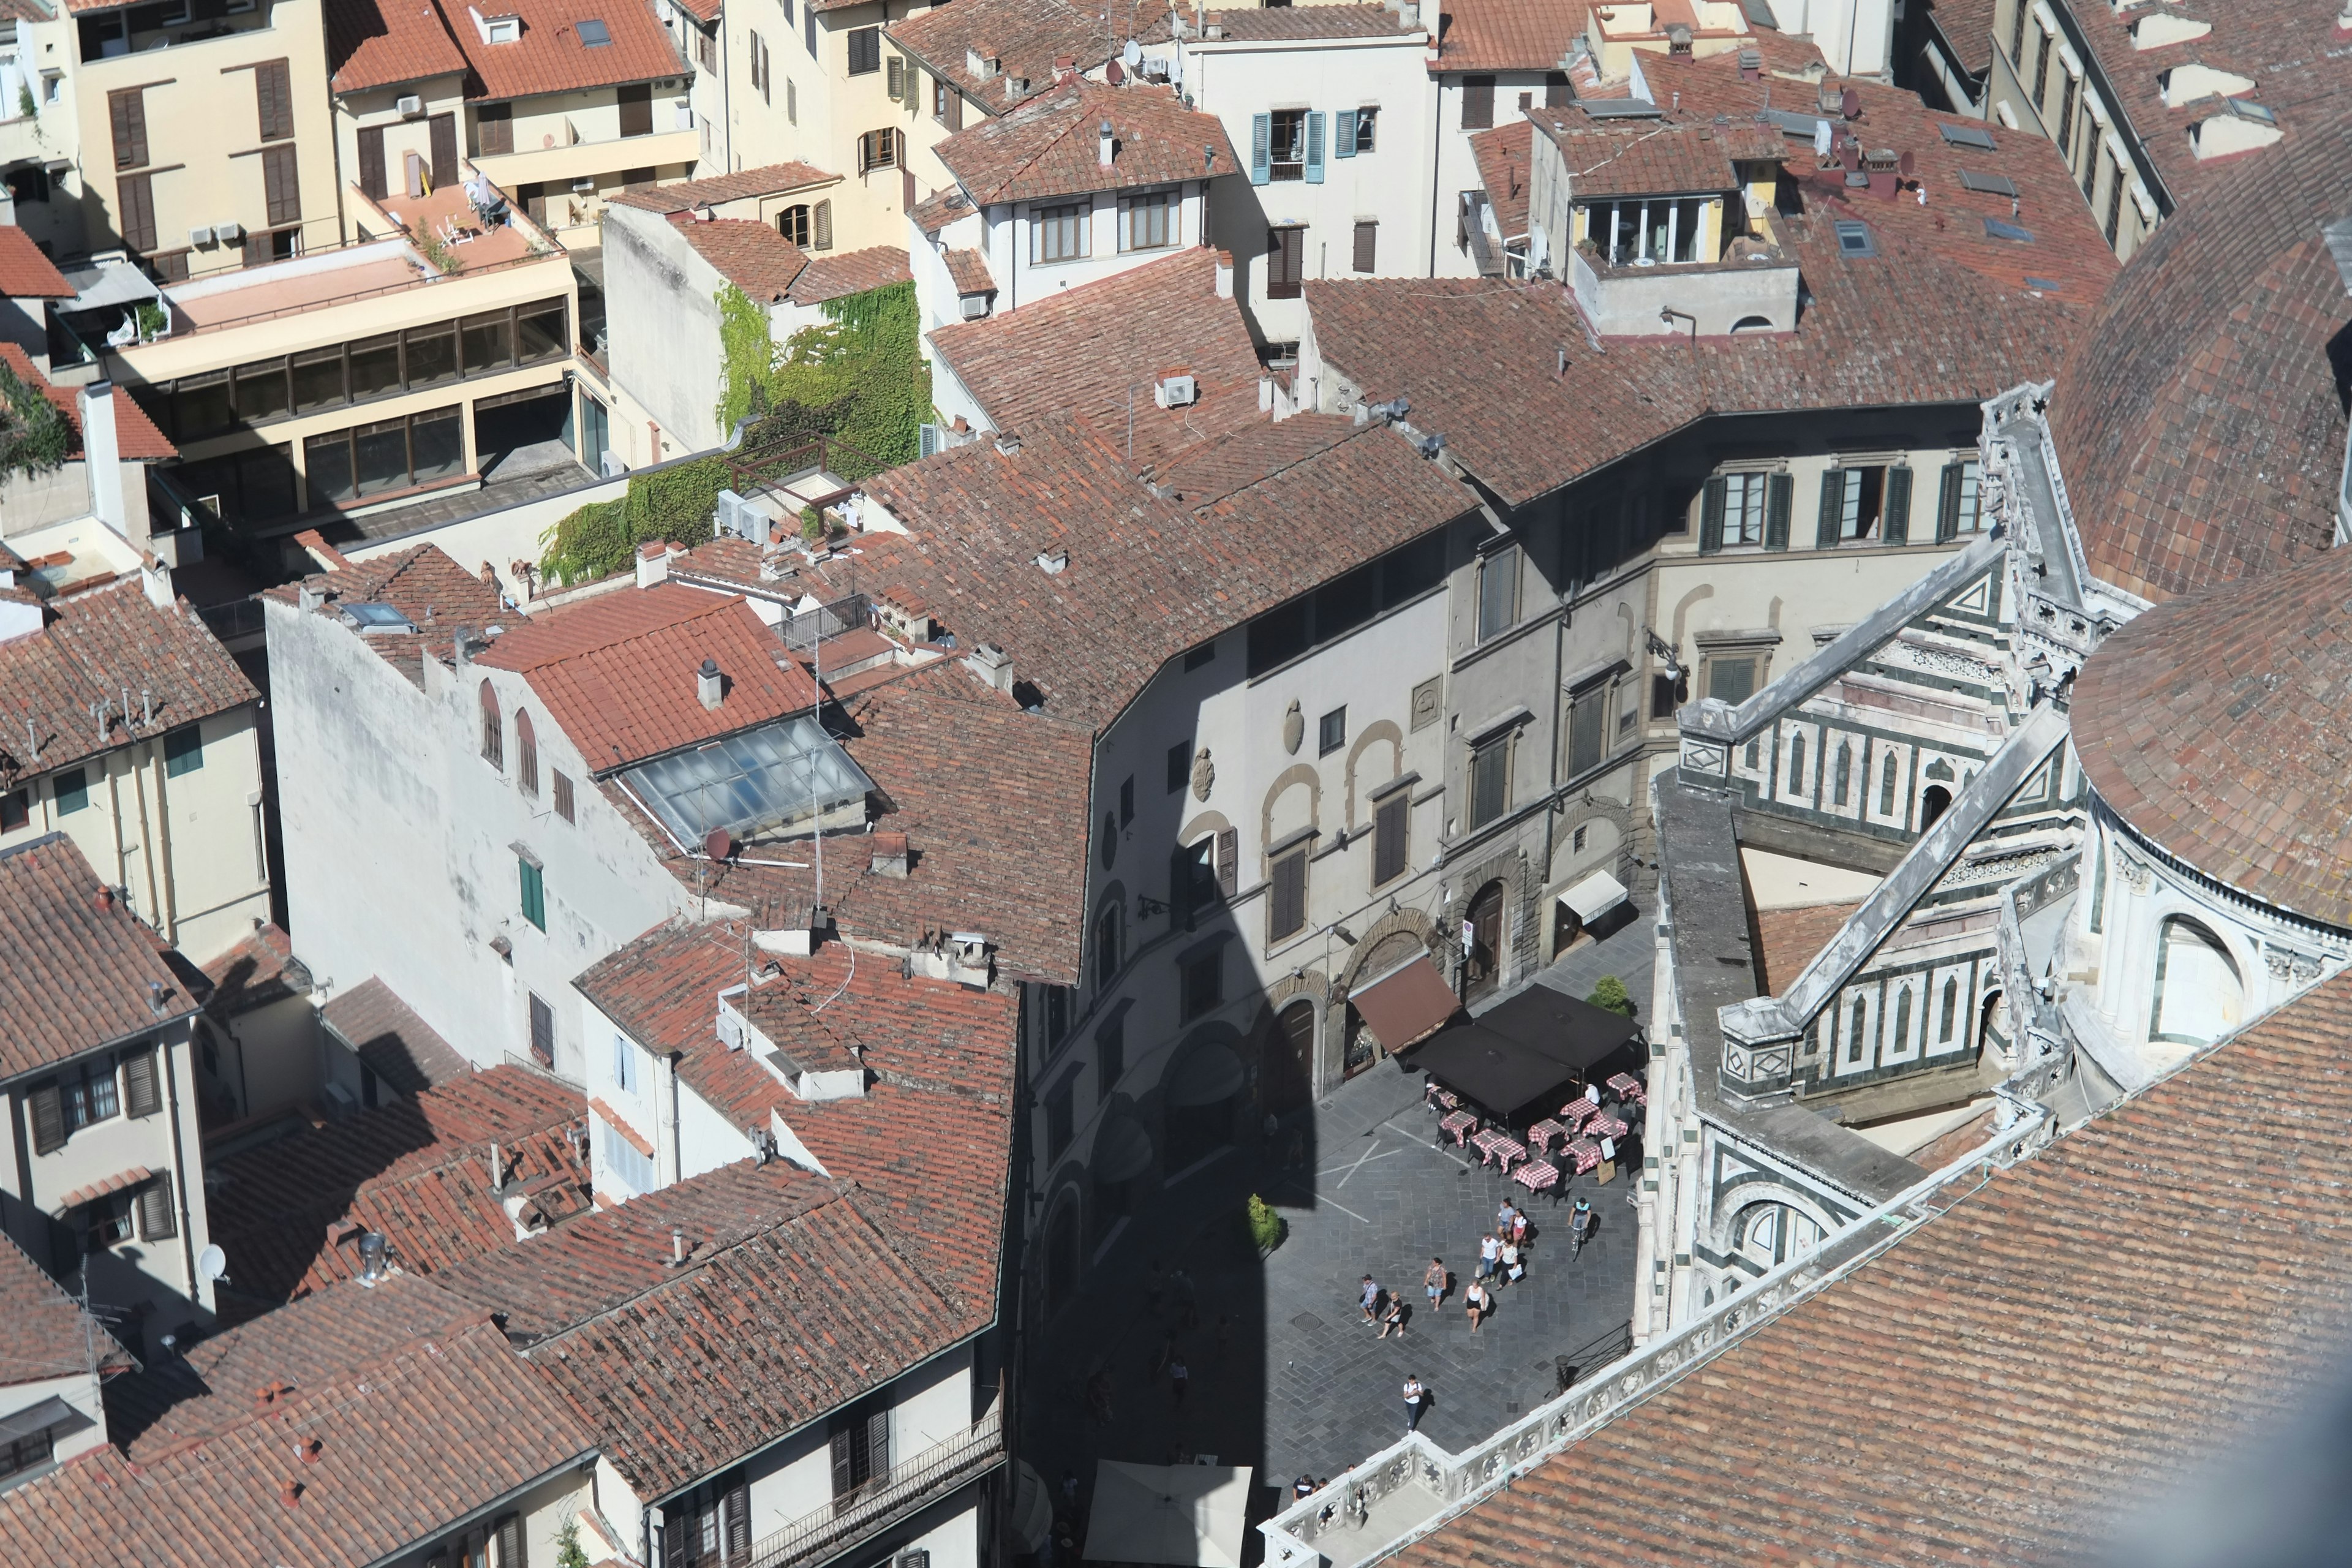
left=281, top=1482, right=303, bottom=1509
left=94, top=885, right=114, bottom=913
left=78, top=382, right=127, bottom=536
left=967, top=47, right=999, bottom=78
left=1213, top=250, right=1234, bottom=298
left=964, top=643, right=1015, bottom=692
left=697, top=657, right=724, bottom=710
left=486, top=1140, right=504, bottom=1192
left=355, top=1231, right=388, bottom=1286
left=1098, top=119, right=1115, bottom=167
left=636, top=538, right=675, bottom=588
left=669, top=1226, right=687, bottom=1267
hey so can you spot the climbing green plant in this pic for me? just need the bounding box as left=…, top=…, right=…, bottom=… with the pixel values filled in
left=714, top=283, right=776, bottom=434
left=0, top=356, right=74, bottom=478
left=714, top=279, right=929, bottom=478
left=554, top=1518, right=591, bottom=1568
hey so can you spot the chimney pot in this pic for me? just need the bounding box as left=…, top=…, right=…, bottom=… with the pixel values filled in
left=94, top=885, right=114, bottom=913
left=281, top=1482, right=303, bottom=1508
left=78, top=382, right=127, bottom=537
left=698, top=658, right=724, bottom=710
left=487, top=1140, right=504, bottom=1191
left=670, top=1226, right=687, bottom=1266
left=1098, top=119, right=1116, bottom=166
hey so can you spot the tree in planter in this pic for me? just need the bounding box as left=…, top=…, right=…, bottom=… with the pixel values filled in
left=1246, top=1194, right=1284, bottom=1252
left=0, top=358, right=74, bottom=478
left=1588, top=974, right=1635, bottom=1017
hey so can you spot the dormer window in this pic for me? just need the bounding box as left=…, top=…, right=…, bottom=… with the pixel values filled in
left=487, top=17, right=518, bottom=40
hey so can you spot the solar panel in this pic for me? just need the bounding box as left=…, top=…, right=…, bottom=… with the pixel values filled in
left=622, top=715, right=875, bottom=847
left=1956, top=168, right=2017, bottom=197
left=1583, top=98, right=1664, bottom=118
left=2024, top=277, right=2062, bottom=292
left=1938, top=122, right=1997, bottom=149
left=1983, top=217, right=2037, bottom=243
left=577, top=17, right=611, bottom=44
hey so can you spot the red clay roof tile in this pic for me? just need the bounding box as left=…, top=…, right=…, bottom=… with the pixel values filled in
left=676, top=216, right=810, bottom=300
left=326, top=0, right=470, bottom=91
left=605, top=160, right=840, bottom=213
left=888, top=0, right=1175, bottom=119
left=936, top=81, right=1238, bottom=205
left=0, top=225, right=74, bottom=298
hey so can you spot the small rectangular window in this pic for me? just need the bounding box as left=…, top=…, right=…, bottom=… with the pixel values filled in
left=122, top=1046, right=162, bottom=1117
left=1352, top=107, right=1378, bottom=152
left=1121, top=190, right=1172, bottom=251
left=1167, top=739, right=1193, bottom=794
left=1046, top=1074, right=1073, bottom=1161
left=528, top=992, right=554, bottom=1066
left=1317, top=706, right=1346, bottom=757
left=1044, top=984, right=1071, bottom=1050
left=0, top=789, right=25, bottom=832
left=554, top=769, right=576, bottom=822
left=1268, top=108, right=1307, bottom=179
left=162, top=723, right=203, bottom=776
left=1706, top=654, right=1759, bottom=704
left=1266, top=225, right=1305, bottom=299
left=1180, top=948, right=1223, bottom=1022
left=1351, top=219, right=1377, bottom=273
left=1567, top=684, right=1607, bottom=775
left=1650, top=671, right=1683, bottom=718
left=887, top=53, right=905, bottom=99
left=519, top=856, right=546, bottom=930
left=847, top=24, right=880, bottom=73
left=1372, top=791, right=1408, bottom=887
left=1118, top=775, right=1135, bottom=826
left=1097, top=1016, right=1123, bottom=1099
left=55, top=768, right=88, bottom=815
left=1172, top=837, right=1218, bottom=925
left=1477, top=546, right=1520, bottom=641
left=612, top=1031, right=636, bottom=1094
left=1469, top=735, right=1510, bottom=828
left=1031, top=202, right=1088, bottom=263
left=1268, top=848, right=1308, bottom=941
left=81, top=1189, right=135, bottom=1253
left=1461, top=75, right=1496, bottom=129
left=617, top=81, right=652, bottom=137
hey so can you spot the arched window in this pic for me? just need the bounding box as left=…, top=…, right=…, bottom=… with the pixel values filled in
left=1744, top=738, right=1760, bottom=770
left=778, top=203, right=811, bottom=246
left=1920, top=784, right=1951, bottom=831
left=515, top=709, right=538, bottom=796
left=1787, top=732, right=1806, bottom=796
left=478, top=680, right=503, bottom=768
left=1847, top=1001, right=1868, bottom=1065
left=1939, top=976, right=1958, bottom=1042
left=2150, top=916, right=2244, bottom=1045
left=1878, top=751, right=1899, bottom=816
left=1890, top=985, right=1913, bottom=1058
left=1094, top=902, right=1121, bottom=990
left=1729, top=314, right=1775, bottom=333
left=1832, top=741, right=1851, bottom=807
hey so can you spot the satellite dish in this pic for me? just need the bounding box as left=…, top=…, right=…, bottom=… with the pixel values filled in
left=1122, top=37, right=1142, bottom=66
left=197, top=1244, right=228, bottom=1284
left=704, top=828, right=736, bottom=862
left=1106, top=58, right=1125, bottom=84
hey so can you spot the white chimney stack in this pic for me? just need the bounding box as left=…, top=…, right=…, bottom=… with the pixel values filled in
left=1213, top=249, right=1234, bottom=298
left=1098, top=119, right=1115, bottom=167
left=697, top=657, right=724, bottom=710
left=79, top=381, right=127, bottom=535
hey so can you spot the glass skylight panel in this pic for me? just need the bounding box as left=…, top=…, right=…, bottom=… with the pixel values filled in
left=578, top=17, right=611, bottom=43
left=341, top=601, right=414, bottom=632
left=622, top=715, right=873, bottom=846
left=1938, top=122, right=1997, bottom=150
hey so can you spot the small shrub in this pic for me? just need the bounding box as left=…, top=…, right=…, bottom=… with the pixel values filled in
left=1588, top=974, right=1635, bottom=1017
left=801, top=504, right=823, bottom=541
left=1246, top=1194, right=1284, bottom=1252
left=554, top=1518, right=590, bottom=1568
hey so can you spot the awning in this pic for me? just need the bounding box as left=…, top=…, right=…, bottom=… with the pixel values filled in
left=1009, top=1461, right=1055, bottom=1554
left=1348, top=954, right=1461, bottom=1052
left=1167, top=1042, right=1244, bottom=1108
left=1095, top=1113, right=1155, bottom=1182
left=1084, top=1461, right=1255, bottom=1568
left=55, top=1165, right=151, bottom=1214
left=1476, top=984, right=1643, bottom=1073
left=1561, top=869, right=1630, bottom=924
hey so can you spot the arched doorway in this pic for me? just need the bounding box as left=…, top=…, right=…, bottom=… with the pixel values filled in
left=1045, top=1200, right=1080, bottom=1316
left=1919, top=784, right=1952, bottom=831
left=1463, top=881, right=1506, bottom=1000
left=1165, top=1041, right=1245, bottom=1170
left=2150, top=915, right=2243, bottom=1044
left=1264, top=1000, right=1316, bottom=1114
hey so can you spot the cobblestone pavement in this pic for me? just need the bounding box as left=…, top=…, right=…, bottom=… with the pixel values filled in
left=1021, top=922, right=1652, bottom=1520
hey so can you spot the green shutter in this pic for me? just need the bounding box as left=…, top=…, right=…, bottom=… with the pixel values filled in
left=1883, top=466, right=1913, bottom=543
left=1815, top=470, right=1844, bottom=549
left=1335, top=109, right=1357, bottom=158
left=520, top=858, right=546, bottom=930
left=1250, top=113, right=1270, bottom=185
left=1765, top=472, right=1793, bottom=549
left=1305, top=111, right=1326, bottom=183
left=1936, top=461, right=1963, bottom=542
left=1698, top=476, right=1726, bottom=554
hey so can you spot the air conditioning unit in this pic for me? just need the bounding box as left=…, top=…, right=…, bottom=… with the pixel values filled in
left=713, top=488, right=761, bottom=541
left=1154, top=373, right=1198, bottom=409
left=959, top=292, right=989, bottom=319
left=396, top=93, right=423, bottom=116
left=214, top=220, right=245, bottom=243
left=187, top=225, right=214, bottom=247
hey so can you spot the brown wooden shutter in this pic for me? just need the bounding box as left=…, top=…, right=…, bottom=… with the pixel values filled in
left=662, top=1510, right=688, bottom=1568
left=1270, top=850, right=1306, bottom=937
left=1544, top=70, right=1572, bottom=108
left=867, top=1406, right=891, bottom=1480
left=722, top=1483, right=750, bottom=1567
left=617, top=83, right=653, bottom=137
left=1883, top=465, right=1913, bottom=543
left=29, top=1083, right=64, bottom=1154
left=429, top=113, right=458, bottom=187
left=1351, top=219, right=1376, bottom=273
left=829, top=1426, right=854, bottom=1496
left=244, top=229, right=273, bottom=268
left=944, top=80, right=962, bottom=129
left=255, top=58, right=293, bottom=140
left=494, top=1512, right=526, bottom=1568
left=118, top=173, right=156, bottom=254
left=1215, top=827, right=1237, bottom=897
left=123, top=1046, right=162, bottom=1117
left=136, top=1174, right=176, bottom=1241
left=1461, top=75, right=1494, bottom=129
left=109, top=88, right=148, bottom=169
left=356, top=124, right=388, bottom=200
left=477, top=103, right=512, bottom=156
left=1373, top=793, right=1408, bottom=886
left=263, top=143, right=301, bottom=226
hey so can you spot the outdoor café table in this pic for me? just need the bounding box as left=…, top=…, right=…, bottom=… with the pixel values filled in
left=1558, top=1100, right=1597, bottom=1133
left=1474, top=1131, right=1527, bottom=1172
left=1441, top=1110, right=1479, bottom=1147
left=1512, top=1159, right=1561, bottom=1196
left=1587, top=1112, right=1630, bottom=1142
left=1562, top=1137, right=1603, bottom=1175
left=1607, top=1072, right=1646, bottom=1105
left=1527, top=1118, right=1568, bottom=1156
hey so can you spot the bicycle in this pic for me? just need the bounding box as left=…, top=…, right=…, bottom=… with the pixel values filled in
left=1569, top=1197, right=1595, bottom=1260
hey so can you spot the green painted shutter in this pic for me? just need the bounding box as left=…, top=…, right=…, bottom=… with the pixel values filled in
left=1698, top=477, right=1726, bottom=554
left=1765, top=472, right=1793, bottom=549
left=1305, top=111, right=1326, bottom=183
left=1815, top=470, right=1844, bottom=549
left=1250, top=113, right=1271, bottom=185
left=1883, top=466, right=1913, bottom=543
left=1335, top=109, right=1357, bottom=157
left=1936, top=461, right=1963, bottom=542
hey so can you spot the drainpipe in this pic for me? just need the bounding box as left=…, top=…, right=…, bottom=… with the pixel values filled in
left=129, top=742, right=164, bottom=944
left=659, top=1050, right=684, bottom=1186
left=160, top=1033, right=200, bottom=1309
left=149, top=740, right=179, bottom=944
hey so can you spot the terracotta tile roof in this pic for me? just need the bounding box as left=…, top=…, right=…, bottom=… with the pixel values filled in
left=2051, top=101, right=2352, bottom=604
left=908, top=184, right=974, bottom=235
left=458, top=0, right=687, bottom=102
left=1747, top=900, right=1861, bottom=995
left=320, top=975, right=473, bottom=1095
left=267, top=543, right=507, bottom=689
left=430, top=1161, right=981, bottom=1498
left=790, top=244, right=914, bottom=303
left=1201, top=3, right=1419, bottom=39
left=605, top=160, right=839, bottom=213
left=1471, top=121, right=1533, bottom=238
left=860, top=415, right=1480, bottom=733
left=470, top=582, right=823, bottom=772
left=601, top=652, right=1095, bottom=982
left=0, top=1229, right=133, bottom=1386
left=20, top=1276, right=594, bottom=1568
left=326, top=0, right=469, bottom=91
left=677, top=216, right=809, bottom=300
left=1398, top=967, right=2352, bottom=1566
left=1530, top=114, right=1755, bottom=197
left=944, top=247, right=996, bottom=296
left=2071, top=542, right=2352, bottom=927
left=201, top=922, right=309, bottom=1017
left=1433, top=0, right=1591, bottom=71
left=0, top=344, right=173, bottom=459
left=936, top=81, right=1238, bottom=205
left=573, top=925, right=1018, bottom=1306
left=0, top=835, right=197, bottom=1081
left=927, top=249, right=1261, bottom=470
left=0, top=225, right=74, bottom=298
left=1310, top=72, right=2117, bottom=507
left=888, top=0, right=1175, bottom=119
left=202, top=1065, right=590, bottom=1324
left=1918, top=0, right=1994, bottom=76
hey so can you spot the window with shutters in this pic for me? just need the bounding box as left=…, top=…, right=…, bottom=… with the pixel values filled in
left=480, top=680, right=503, bottom=766
left=515, top=709, right=539, bottom=795
left=1268, top=843, right=1308, bottom=942
left=1351, top=106, right=1377, bottom=151
left=1046, top=1071, right=1073, bottom=1159
left=847, top=23, right=880, bottom=72
left=2056, top=72, right=2078, bottom=156
left=787, top=76, right=797, bottom=123
left=0, top=1425, right=54, bottom=1481
left=1317, top=706, right=1346, bottom=756
left=1371, top=788, right=1408, bottom=888
left=1096, top=1014, right=1124, bottom=1098
left=695, top=22, right=716, bottom=69
left=356, top=125, right=388, bottom=200
left=1118, top=775, right=1135, bottom=826
left=135, top=1174, right=176, bottom=1242
left=110, top=88, right=148, bottom=168
left=829, top=1403, right=894, bottom=1504
left=1267, top=108, right=1306, bottom=179
left=1704, top=653, right=1758, bottom=704
left=263, top=143, right=300, bottom=227
left=2009, top=0, right=2029, bottom=65
left=2031, top=28, right=2052, bottom=102
left=1172, top=836, right=1218, bottom=927
left=1461, top=75, right=1495, bottom=128
left=117, top=173, right=156, bottom=255
left=1180, top=946, right=1223, bottom=1021
left=1468, top=734, right=1510, bottom=828
left=1121, top=190, right=1172, bottom=251
left=1820, top=466, right=1887, bottom=542
left=61, top=1055, right=122, bottom=1136
left=1566, top=682, right=1608, bottom=776
left=55, top=767, right=90, bottom=815
left=1719, top=472, right=1768, bottom=546
left=1031, top=201, right=1087, bottom=262
left=2103, top=159, right=2123, bottom=246
left=528, top=991, right=554, bottom=1066
left=1167, top=739, right=1193, bottom=794
left=1649, top=671, right=1684, bottom=718
left=519, top=855, right=546, bottom=930
left=554, top=768, right=576, bottom=822
left=123, top=1046, right=162, bottom=1118
left=255, top=58, right=293, bottom=140
left=494, top=1513, right=527, bottom=1568
left=858, top=126, right=899, bottom=172
left=1266, top=224, right=1305, bottom=298
left=617, top=82, right=653, bottom=137
left=80, top=1189, right=135, bottom=1253
left=157, top=722, right=204, bottom=776
left=775, top=203, right=812, bottom=246
left=1937, top=457, right=1983, bottom=538
left=887, top=53, right=905, bottom=97
left=1545, top=70, right=1572, bottom=108
left=1476, top=545, right=1519, bottom=641
left=1351, top=219, right=1376, bottom=273
left=475, top=102, right=513, bottom=156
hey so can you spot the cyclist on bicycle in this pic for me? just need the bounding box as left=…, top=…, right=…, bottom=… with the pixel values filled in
left=1570, top=1196, right=1595, bottom=1257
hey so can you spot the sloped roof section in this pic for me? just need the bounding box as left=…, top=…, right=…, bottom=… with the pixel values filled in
left=0, top=225, right=74, bottom=298
left=888, top=0, right=1174, bottom=119
left=320, top=974, right=472, bottom=1095
left=265, top=543, right=507, bottom=689
left=0, top=1229, right=133, bottom=1386
left=326, top=0, right=469, bottom=91
left=936, top=81, right=1237, bottom=205
left=605, top=160, right=840, bottom=213
left=0, top=834, right=197, bottom=1081
left=677, top=216, right=810, bottom=301
left=456, top=0, right=685, bottom=101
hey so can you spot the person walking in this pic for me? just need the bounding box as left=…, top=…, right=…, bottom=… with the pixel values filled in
left=1570, top=1195, right=1595, bottom=1259
left=1477, top=1231, right=1501, bottom=1281
left=1402, top=1374, right=1428, bottom=1432
left=1464, top=1280, right=1493, bottom=1333
left=1498, top=1238, right=1521, bottom=1288
left=1423, top=1257, right=1448, bottom=1311
left=1169, top=1356, right=1189, bottom=1408
left=1360, top=1274, right=1382, bottom=1324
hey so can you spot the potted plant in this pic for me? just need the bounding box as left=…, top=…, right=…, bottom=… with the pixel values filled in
left=1246, top=1194, right=1285, bottom=1256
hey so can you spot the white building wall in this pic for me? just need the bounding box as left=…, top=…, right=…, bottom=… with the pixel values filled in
left=983, top=183, right=1210, bottom=312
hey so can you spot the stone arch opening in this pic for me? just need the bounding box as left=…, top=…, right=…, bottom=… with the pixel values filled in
left=2150, top=914, right=2244, bottom=1045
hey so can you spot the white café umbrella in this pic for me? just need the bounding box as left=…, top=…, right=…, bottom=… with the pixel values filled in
left=1082, top=1461, right=1255, bottom=1568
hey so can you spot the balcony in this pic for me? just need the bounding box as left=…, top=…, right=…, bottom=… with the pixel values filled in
left=468, top=126, right=700, bottom=195
left=747, top=1408, right=1004, bottom=1568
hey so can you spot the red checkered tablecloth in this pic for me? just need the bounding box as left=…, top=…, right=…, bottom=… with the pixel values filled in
left=1587, top=1112, right=1629, bottom=1141
left=1607, top=1072, right=1646, bottom=1104
left=1562, top=1137, right=1602, bottom=1175
left=1559, top=1100, right=1597, bottom=1132
left=1512, top=1159, right=1559, bottom=1193
left=1528, top=1118, right=1567, bottom=1153
left=1440, top=1110, right=1478, bottom=1145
